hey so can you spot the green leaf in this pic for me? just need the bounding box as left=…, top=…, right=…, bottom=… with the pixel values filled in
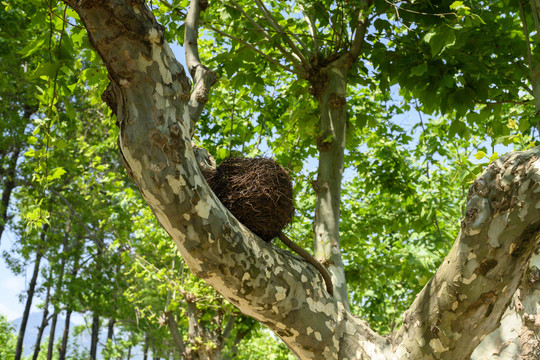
left=410, top=63, right=428, bottom=76
left=34, top=62, right=62, bottom=78
left=474, top=151, right=486, bottom=160
left=429, top=28, right=456, bottom=57
left=18, top=37, right=45, bottom=58
left=48, top=167, right=67, bottom=181
left=449, top=1, right=464, bottom=10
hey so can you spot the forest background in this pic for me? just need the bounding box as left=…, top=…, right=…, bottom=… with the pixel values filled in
left=1, top=0, right=539, bottom=359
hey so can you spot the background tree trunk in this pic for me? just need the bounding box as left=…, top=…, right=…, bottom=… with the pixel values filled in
left=31, top=282, right=51, bottom=360
left=58, top=309, right=72, bottom=360
left=0, top=145, right=20, bottom=242
left=15, top=225, right=48, bottom=360
left=89, top=313, right=100, bottom=360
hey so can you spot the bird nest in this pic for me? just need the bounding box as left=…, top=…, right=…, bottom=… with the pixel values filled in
left=204, top=157, right=294, bottom=242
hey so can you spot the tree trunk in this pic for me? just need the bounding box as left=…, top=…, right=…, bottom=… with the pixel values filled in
left=59, top=253, right=78, bottom=360
left=47, top=245, right=68, bottom=360
left=58, top=309, right=72, bottom=360
left=0, top=145, right=20, bottom=243
left=14, top=225, right=48, bottom=360
left=46, top=312, right=58, bottom=360
left=127, top=345, right=132, bottom=360
left=470, top=254, right=540, bottom=359
left=89, top=313, right=100, bottom=360
left=107, top=317, right=115, bottom=343
left=31, top=281, right=51, bottom=360
left=103, top=317, right=116, bottom=360
left=312, top=61, right=351, bottom=309
left=143, top=334, right=149, bottom=360
left=167, top=312, right=186, bottom=359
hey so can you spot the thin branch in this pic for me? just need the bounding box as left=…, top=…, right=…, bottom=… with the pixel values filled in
left=221, top=314, right=236, bottom=341
left=300, top=3, right=318, bottom=66
left=185, top=0, right=217, bottom=134
left=206, top=22, right=305, bottom=76
left=226, top=0, right=303, bottom=69
left=519, top=0, right=536, bottom=89
left=253, top=0, right=311, bottom=68
left=185, top=0, right=203, bottom=75
left=349, top=0, right=374, bottom=60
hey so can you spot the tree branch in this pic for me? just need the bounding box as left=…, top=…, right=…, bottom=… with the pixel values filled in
left=253, top=0, right=311, bottom=68
left=206, top=21, right=305, bottom=76
left=349, top=0, right=374, bottom=61
left=63, top=2, right=387, bottom=358
left=185, top=0, right=217, bottom=135
left=227, top=0, right=304, bottom=70
left=394, top=148, right=540, bottom=359
left=300, top=3, right=319, bottom=66
left=529, top=0, right=540, bottom=44
left=167, top=311, right=187, bottom=356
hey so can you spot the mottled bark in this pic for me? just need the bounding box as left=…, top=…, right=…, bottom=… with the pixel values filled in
left=312, top=61, right=351, bottom=309
left=393, top=150, right=540, bottom=359
left=471, top=255, right=540, bottom=359
left=63, top=1, right=540, bottom=359
left=63, top=2, right=384, bottom=358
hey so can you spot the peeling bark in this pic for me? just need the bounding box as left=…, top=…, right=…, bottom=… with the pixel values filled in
left=471, top=255, right=540, bottom=359
left=393, top=150, right=540, bottom=359
left=63, top=1, right=540, bottom=359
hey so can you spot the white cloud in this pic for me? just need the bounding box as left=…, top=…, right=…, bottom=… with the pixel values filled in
left=0, top=301, right=23, bottom=321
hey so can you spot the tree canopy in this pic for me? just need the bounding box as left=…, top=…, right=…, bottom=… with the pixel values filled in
left=1, top=0, right=539, bottom=359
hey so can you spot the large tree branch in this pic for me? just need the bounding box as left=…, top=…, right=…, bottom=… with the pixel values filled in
left=393, top=149, right=540, bottom=359
left=349, top=0, right=374, bottom=61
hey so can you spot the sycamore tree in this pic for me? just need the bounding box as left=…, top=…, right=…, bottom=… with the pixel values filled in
left=21, top=0, right=540, bottom=359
